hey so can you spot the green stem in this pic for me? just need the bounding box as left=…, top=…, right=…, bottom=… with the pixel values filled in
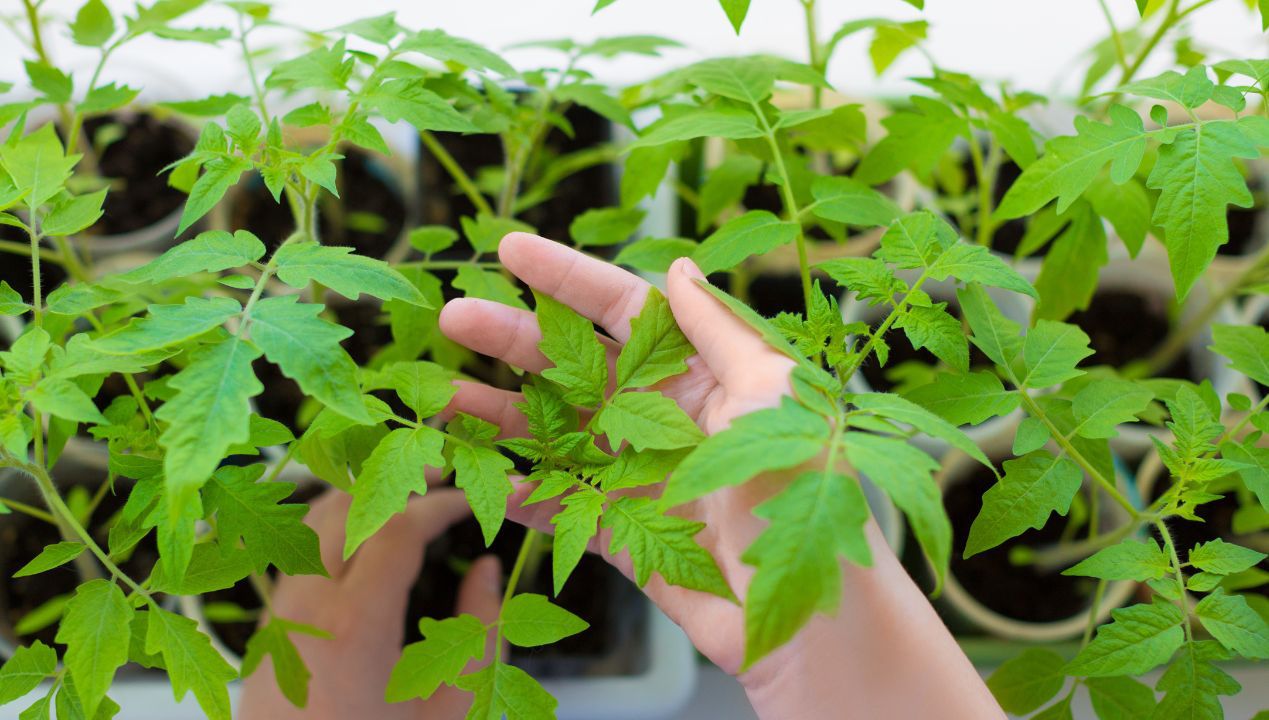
left=28, top=213, right=43, bottom=328
left=0, top=495, right=57, bottom=524
left=753, top=102, right=813, bottom=313
left=420, top=130, right=494, bottom=217
left=1031, top=516, right=1143, bottom=571
left=966, top=131, right=998, bottom=247
left=1015, top=390, right=1140, bottom=519
left=1155, top=519, right=1194, bottom=640
left=494, top=529, right=539, bottom=661
left=0, top=238, right=60, bottom=264
left=841, top=275, right=929, bottom=382
left=1082, top=578, right=1109, bottom=646
left=1113, top=0, right=1182, bottom=96
left=801, top=0, right=824, bottom=109
left=237, top=14, right=270, bottom=122
left=1096, top=0, right=1130, bottom=74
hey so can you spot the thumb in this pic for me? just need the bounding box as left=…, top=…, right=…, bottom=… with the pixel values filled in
left=456, top=554, right=505, bottom=666
left=666, top=257, right=795, bottom=395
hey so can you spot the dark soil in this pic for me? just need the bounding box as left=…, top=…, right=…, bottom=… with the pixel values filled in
left=945, top=463, right=1097, bottom=623
left=251, top=358, right=307, bottom=436
left=949, top=155, right=1029, bottom=256
left=230, top=149, right=406, bottom=258
left=333, top=302, right=393, bottom=367
left=1067, top=289, right=1193, bottom=381
left=416, top=104, right=616, bottom=255
left=84, top=113, right=194, bottom=238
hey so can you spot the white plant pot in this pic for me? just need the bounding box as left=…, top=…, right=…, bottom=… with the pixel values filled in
left=936, top=429, right=1138, bottom=643
left=841, top=274, right=1034, bottom=460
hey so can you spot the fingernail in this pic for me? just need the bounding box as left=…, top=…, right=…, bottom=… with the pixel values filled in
left=678, top=257, right=707, bottom=282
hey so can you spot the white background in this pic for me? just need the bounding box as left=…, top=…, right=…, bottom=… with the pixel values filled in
left=2, top=0, right=1267, bottom=109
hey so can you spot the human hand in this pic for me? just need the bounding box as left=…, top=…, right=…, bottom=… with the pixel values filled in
left=238, top=489, right=502, bottom=720
left=440, top=233, right=1000, bottom=719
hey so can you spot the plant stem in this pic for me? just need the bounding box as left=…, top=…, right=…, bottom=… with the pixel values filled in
left=494, top=529, right=539, bottom=661
left=801, top=0, right=824, bottom=110
left=0, top=238, right=61, bottom=264
left=1031, top=516, right=1143, bottom=571
left=237, top=13, right=270, bottom=122
left=1096, top=0, right=1130, bottom=75
left=1114, top=0, right=1181, bottom=94
left=400, top=260, right=503, bottom=270
left=28, top=214, right=42, bottom=327
left=966, top=131, right=998, bottom=247
left=841, top=275, right=929, bottom=382
left=420, top=130, right=494, bottom=217
left=0, top=495, right=57, bottom=524
left=1155, top=519, right=1194, bottom=640
left=1082, top=578, right=1109, bottom=646
left=1015, top=390, right=1140, bottom=519
left=752, top=102, right=814, bottom=313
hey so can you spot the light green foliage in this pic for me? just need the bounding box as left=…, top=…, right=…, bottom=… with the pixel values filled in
left=203, top=465, right=325, bottom=576
left=534, top=291, right=608, bottom=407
left=90, top=297, right=241, bottom=355
left=0, top=642, right=56, bottom=705
left=450, top=424, right=515, bottom=546
left=570, top=207, right=646, bottom=247
left=986, top=648, right=1067, bottom=714
left=273, top=243, right=426, bottom=305
left=903, top=371, right=1019, bottom=426
left=1066, top=601, right=1187, bottom=677
left=965, top=451, right=1083, bottom=557
left=595, top=391, right=704, bottom=451
left=345, top=426, right=445, bottom=558
left=604, top=497, right=734, bottom=599
left=457, top=662, right=557, bottom=720
left=1188, top=539, right=1267, bottom=575
left=615, top=289, right=693, bottom=390
left=144, top=608, right=238, bottom=720
left=500, top=594, right=589, bottom=647
left=1070, top=378, right=1153, bottom=438
left=1063, top=539, right=1172, bottom=581
left=387, top=615, right=488, bottom=702
left=1021, top=320, right=1093, bottom=388
left=13, top=542, right=86, bottom=578
left=693, top=210, right=800, bottom=275
left=241, top=619, right=329, bottom=708
left=1153, top=641, right=1240, bottom=719
left=1194, top=591, right=1269, bottom=659
left=56, top=580, right=132, bottom=719
left=1086, top=676, right=1157, bottom=720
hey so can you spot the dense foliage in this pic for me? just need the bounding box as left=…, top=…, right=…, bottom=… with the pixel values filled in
left=0, top=0, right=1268, bottom=718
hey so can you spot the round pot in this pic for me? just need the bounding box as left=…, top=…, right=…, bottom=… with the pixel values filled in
left=1067, top=256, right=1248, bottom=459
left=841, top=274, right=1033, bottom=459
left=937, top=432, right=1138, bottom=642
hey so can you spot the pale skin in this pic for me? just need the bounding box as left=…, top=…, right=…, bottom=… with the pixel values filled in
left=240, top=232, right=1005, bottom=719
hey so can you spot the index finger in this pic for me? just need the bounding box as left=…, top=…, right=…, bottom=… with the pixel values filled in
left=499, top=232, right=651, bottom=343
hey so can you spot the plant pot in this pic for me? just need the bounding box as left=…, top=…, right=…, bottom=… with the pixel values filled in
left=841, top=275, right=1033, bottom=459
left=1066, top=256, right=1247, bottom=459
left=935, top=434, right=1138, bottom=642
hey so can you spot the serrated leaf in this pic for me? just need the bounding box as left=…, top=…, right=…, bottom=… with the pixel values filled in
left=1120, top=67, right=1214, bottom=109
left=203, top=465, right=325, bottom=575
left=71, top=0, right=115, bottom=46
left=627, top=107, right=764, bottom=149
left=179, top=155, right=251, bottom=234
left=1153, top=641, right=1239, bottom=720
left=453, top=266, right=528, bottom=309
left=1021, top=320, right=1093, bottom=388
left=895, top=304, right=968, bottom=372
left=1086, top=676, right=1156, bottom=720
left=116, top=230, right=265, bottom=284
left=986, top=648, right=1067, bottom=714
left=248, top=296, right=368, bottom=423
left=903, top=371, right=1019, bottom=426
left=1063, top=538, right=1171, bottom=581
left=56, top=580, right=132, bottom=719
left=386, top=615, right=488, bottom=702
left=741, top=470, right=871, bottom=668
left=0, top=641, right=56, bottom=705
left=615, top=289, right=693, bottom=390
left=13, top=542, right=86, bottom=578
left=809, top=175, right=901, bottom=228
left=693, top=210, right=799, bottom=275
left=1071, top=378, right=1153, bottom=439
left=362, top=79, right=479, bottom=133
left=569, top=206, right=645, bottom=247
left=958, top=283, right=1023, bottom=368
left=1066, top=601, right=1185, bottom=676
left=452, top=442, right=514, bottom=546
left=1195, top=590, right=1269, bottom=659
left=856, top=97, right=967, bottom=185
left=150, top=543, right=253, bottom=595
left=241, top=618, right=327, bottom=709
left=457, top=662, right=556, bottom=720
left=42, top=189, right=107, bottom=236
left=965, top=451, right=1082, bottom=557
left=381, top=361, right=455, bottom=418
left=156, top=337, right=262, bottom=510
left=1189, top=539, right=1267, bottom=575
left=144, top=608, right=236, bottom=720
left=0, top=125, right=77, bottom=208
left=550, top=491, right=604, bottom=595
left=535, top=291, right=608, bottom=406
left=604, top=496, right=733, bottom=599
left=1210, top=324, right=1269, bottom=388
left=595, top=391, right=703, bottom=452
left=345, top=426, right=444, bottom=558
left=399, top=28, right=515, bottom=76
left=851, top=392, right=992, bottom=468
left=501, top=593, right=589, bottom=647
left=273, top=242, right=426, bottom=306
left=28, top=378, right=106, bottom=425
left=662, top=397, right=830, bottom=506
left=90, top=296, right=240, bottom=355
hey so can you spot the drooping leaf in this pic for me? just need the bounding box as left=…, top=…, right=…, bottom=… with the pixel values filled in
left=386, top=615, right=488, bottom=702
left=855, top=97, right=967, bottom=185
left=1063, top=539, right=1171, bottom=581
left=241, top=618, right=329, bottom=708
left=550, top=490, right=604, bottom=595
left=986, top=648, right=1067, bottom=715
left=1153, top=641, right=1240, bottom=719
left=965, top=451, right=1083, bottom=557
left=203, top=465, right=325, bottom=576
left=144, top=608, right=237, bottom=720
left=345, top=426, right=445, bottom=558
left=451, top=442, right=514, bottom=547
left=363, top=79, right=480, bottom=133
left=1066, top=601, right=1186, bottom=676
left=56, top=580, right=133, bottom=719
left=603, top=496, right=733, bottom=599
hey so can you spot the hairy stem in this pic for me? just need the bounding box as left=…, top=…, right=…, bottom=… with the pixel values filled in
left=1155, top=519, right=1194, bottom=641
left=966, top=131, right=999, bottom=247
left=0, top=238, right=61, bottom=264
left=495, top=529, right=540, bottom=661
left=752, top=102, right=814, bottom=313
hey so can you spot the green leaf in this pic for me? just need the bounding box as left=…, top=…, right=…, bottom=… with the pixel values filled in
left=895, top=304, right=968, bottom=372
left=1086, top=676, right=1157, bottom=720
left=90, top=296, right=240, bottom=355
left=1033, top=201, right=1109, bottom=321
left=0, top=281, right=28, bottom=316
left=41, top=189, right=106, bottom=236
left=345, top=426, right=444, bottom=558
left=13, top=542, right=86, bottom=578
left=663, top=397, right=830, bottom=506
left=1013, top=416, right=1050, bottom=455
left=986, top=648, right=1067, bottom=714
left=150, top=543, right=253, bottom=595
left=458, top=662, right=556, bottom=720
left=241, top=619, right=327, bottom=709
left=870, top=21, right=927, bottom=75
left=71, top=0, right=115, bottom=46
left=1063, top=538, right=1171, bottom=581
left=0, top=641, right=56, bottom=705
left=1071, top=378, right=1153, bottom=439
left=460, top=214, right=534, bottom=254
left=408, top=225, right=459, bottom=255
left=1149, top=120, right=1258, bottom=299
left=79, top=82, right=139, bottom=115
left=381, top=361, right=455, bottom=418
left=1066, top=600, right=1186, bottom=676
left=116, top=230, right=265, bottom=284
left=550, top=490, right=605, bottom=595
left=203, top=465, right=325, bottom=576
left=808, top=175, right=901, bottom=228
left=843, top=432, right=949, bottom=588
left=1194, top=590, right=1269, bottom=659
left=28, top=378, right=106, bottom=424
left=452, top=442, right=514, bottom=546
left=1120, top=67, right=1214, bottom=109
left=554, top=83, right=633, bottom=129
left=1153, top=641, right=1239, bottom=720
left=1021, top=320, right=1093, bottom=388
left=156, top=337, right=262, bottom=510
left=604, top=496, right=734, bottom=599
left=697, top=154, right=763, bottom=233
left=741, top=470, right=871, bottom=668
left=453, top=266, right=528, bottom=309
left=362, top=79, right=479, bottom=133
left=159, top=93, right=250, bottom=117
left=693, top=210, right=799, bottom=275
left=684, top=57, right=773, bottom=103
left=903, top=371, right=1019, bottom=426
left=596, top=391, right=703, bottom=451
left=144, top=608, right=237, bottom=720
left=966, top=451, right=1082, bottom=557
left=501, top=593, right=589, bottom=647
left=850, top=392, right=992, bottom=468
left=627, top=107, right=764, bottom=149
left=0, top=125, right=78, bottom=208
left=569, top=206, right=645, bottom=247
left=334, top=12, right=402, bottom=44
left=266, top=40, right=353, bottom=91
left=386, top=615, right=488, bottom=702
left=56, top=580, right=132, bottom=719
left=855, top=97, right=966, bottom=185
left=1189, top=539, right=1267, bottom=575
left=718, top=0, right=750, bottom=33
left=273, top=242, right=427, bottom=306
left=179, top=155, right=252, bottom=234
left=1210, top=324, right=1269, bottom=388
left=928, top=243, right=1037, bottom=298
left=249, top=296, right=368, bottom=423
left=958, top=283, right=1022, bottom=368
left=996, top=105, right=1147, bottom=219
left=615, top=289, right=693, bottom=390
left=24, top=61, right=72, bottom=104
left=534, top=291, right=608, bottom=407
left=399, top=28, right=515, bottom=76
